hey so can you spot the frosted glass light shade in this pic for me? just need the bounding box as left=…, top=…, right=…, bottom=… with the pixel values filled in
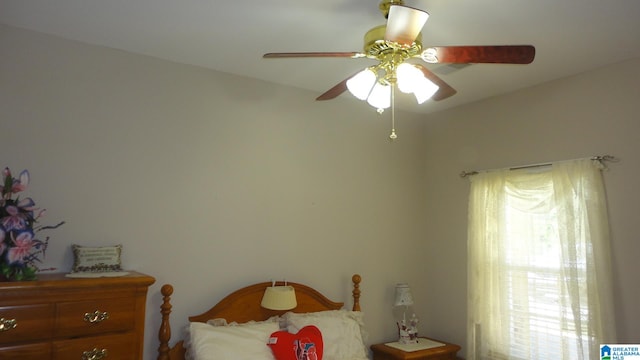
left=394, top=283, right=414, bottom=306
left=261, top=286, right=297, bottom=310
left=367, top=82, right=391, bottom=109
left=413, top=76, right=439, bottom=104
left=396, top=63, right=423, bottom=94
left=347, top=68, right=377, bottom=100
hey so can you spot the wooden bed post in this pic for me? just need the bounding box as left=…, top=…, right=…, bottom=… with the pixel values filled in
left=352, top=274, right=361, bottom=311
left=158, top=284, right=173, bottom=360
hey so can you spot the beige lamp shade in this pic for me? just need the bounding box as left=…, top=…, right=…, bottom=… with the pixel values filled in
left=394, top=283, right=414, bottom=306
left=260, top=285, right=297, bottom=310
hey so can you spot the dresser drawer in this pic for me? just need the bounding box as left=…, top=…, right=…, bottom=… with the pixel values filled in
left=53, top=332, right=136, bottom=360
left=0, top=304, right=54, bottom=344
left=0, top=342, right=51, bottom=359
left=0, top=272, right=154, bottom=360
left=55, top=297, right=136, bottom=338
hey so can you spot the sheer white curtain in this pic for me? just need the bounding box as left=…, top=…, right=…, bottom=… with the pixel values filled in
left=467, top=159, right=616, bottom=360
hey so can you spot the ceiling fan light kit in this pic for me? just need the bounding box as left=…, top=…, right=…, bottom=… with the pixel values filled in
left=345, top=63, right=439, bottom=110
left=412, top=75, right=440, bottom=104
left=346, top=68, right=377, bottom=101
left=367, top=82, right=392, bottom=110
left=263, top=0, right=535, bottom=138
left=396, top=63, right=423, bottom=93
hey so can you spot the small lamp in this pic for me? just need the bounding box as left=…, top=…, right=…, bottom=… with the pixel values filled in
left=393, top=283, right=419, bottom=344
left=261, top=282, right=297, bottom=311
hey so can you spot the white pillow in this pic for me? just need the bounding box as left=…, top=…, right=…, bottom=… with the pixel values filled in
left=186, top=321, right=278, bottom=360
left=283, top=310, right=368, bottom=360
left=205, top=316, right=281, bottom=327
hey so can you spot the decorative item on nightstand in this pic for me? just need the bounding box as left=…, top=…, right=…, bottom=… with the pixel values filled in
left=260, top=281, right=297, bottom=310
left=393, top=283, right=419, bottom=344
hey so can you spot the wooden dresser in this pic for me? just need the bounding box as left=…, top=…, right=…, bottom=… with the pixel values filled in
left=0, top=271, right=155, bottom=359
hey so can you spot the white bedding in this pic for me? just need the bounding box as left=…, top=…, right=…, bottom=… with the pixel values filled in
left=186, top=310, right=369, bottom=360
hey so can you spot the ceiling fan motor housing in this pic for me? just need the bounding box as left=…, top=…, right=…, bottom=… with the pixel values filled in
left=364, top=25, right=422, bottom=60
left=364, top=24, right=422, bottom=82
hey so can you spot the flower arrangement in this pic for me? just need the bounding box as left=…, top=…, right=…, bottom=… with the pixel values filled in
left=0, top=167, right=64, bottom=281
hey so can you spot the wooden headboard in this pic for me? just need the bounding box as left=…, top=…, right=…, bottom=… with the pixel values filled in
left=158, top=274, right=362, bottom=360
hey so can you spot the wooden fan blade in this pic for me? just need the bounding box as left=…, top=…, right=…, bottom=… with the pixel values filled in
left=415, top=64, right=457, bottom=101
left=385, top=5, right=429, bottom=46
left=315, top=78, right=350, bottom=101
left=424, top=45, right=535, bottom=64
left=263, top=52, right=364, bottom=59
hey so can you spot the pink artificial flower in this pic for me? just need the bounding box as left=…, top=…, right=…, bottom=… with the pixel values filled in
left=7, top=231, right=34, bottom=264
left=1, top=205, right=27, bottom=231
left=12, top=169, right=29, bottom=193
left=0, top=168, right=29, bottom=196
left=17, top=197, right=37, bottom=212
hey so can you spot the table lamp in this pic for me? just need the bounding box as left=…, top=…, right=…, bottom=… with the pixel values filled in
left=393, top=283, right=419, bottom=344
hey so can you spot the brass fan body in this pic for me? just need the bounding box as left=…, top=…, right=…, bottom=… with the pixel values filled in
left=363, top=25, right=423, bottom=85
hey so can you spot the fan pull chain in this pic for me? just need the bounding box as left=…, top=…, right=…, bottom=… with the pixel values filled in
left=389, top=84, right=397, bottom=140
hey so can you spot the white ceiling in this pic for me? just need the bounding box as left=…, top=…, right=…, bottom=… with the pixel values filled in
left=1, top=0, right=639, bottom=114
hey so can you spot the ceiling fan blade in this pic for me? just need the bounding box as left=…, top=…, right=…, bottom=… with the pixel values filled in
left=422, top=45, right=535, bottom=64
left=264, top=52, right=365, bottom=59
left=415, top=64, right=457, bottom=101
left=316, top=78, right=350, bottom=101
left=385, top=5, right=429, bottom=46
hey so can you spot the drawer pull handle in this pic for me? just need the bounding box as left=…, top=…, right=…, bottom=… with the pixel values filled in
left=84, top=310, right=109, bottom=323
left=82, top=348, right=107, bottom=360
left=0, top=318, right=17, bottom=332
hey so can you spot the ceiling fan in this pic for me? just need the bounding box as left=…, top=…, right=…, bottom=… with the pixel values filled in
left=263, top=0, right=535, bottom=106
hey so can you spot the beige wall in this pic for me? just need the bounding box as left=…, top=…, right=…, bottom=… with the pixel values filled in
left=0, top=25, right=430, bottom=359
left=1, top=23, right=638, bottom=359
left=418, top=57, right=640, bottom=355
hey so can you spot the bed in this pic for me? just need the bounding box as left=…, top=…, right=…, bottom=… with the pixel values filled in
left=157, top=274, right=365, bottom=360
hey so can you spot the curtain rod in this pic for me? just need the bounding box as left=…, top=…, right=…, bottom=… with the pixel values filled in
left=459, top=155, right=618, bottom=178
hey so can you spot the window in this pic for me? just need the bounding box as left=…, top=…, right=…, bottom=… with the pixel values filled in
left=467, top=159, right=616, bottom=360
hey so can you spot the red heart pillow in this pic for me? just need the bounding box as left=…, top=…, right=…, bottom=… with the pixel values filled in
left=268, top=325, right=323, bottom=360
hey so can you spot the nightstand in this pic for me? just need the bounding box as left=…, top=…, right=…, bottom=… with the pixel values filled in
left=370, top=337, right=461, bottom=360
